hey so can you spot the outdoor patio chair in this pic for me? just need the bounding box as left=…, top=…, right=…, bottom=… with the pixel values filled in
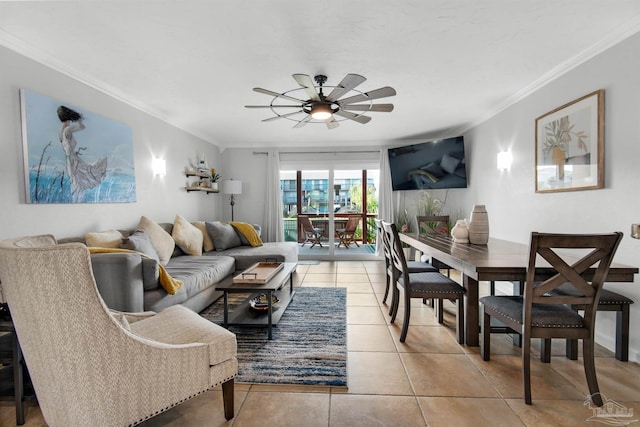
left=299, top=216, right=324, bottom=248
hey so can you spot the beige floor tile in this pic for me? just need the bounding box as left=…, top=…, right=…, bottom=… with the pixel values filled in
left=347, top=306, right=387, bottom=325
left=347, top=292, right=380, bottom=306
left=401, top=353, right=501, bottom=397
left=506, top=398, right=627, bottom=427
left=345, top=352, right=414, bottom=395
left=467, top=353, right=585, bottom=401
left=300, top=282, right=336, bottom=288
left=0, top=402, right=46, bottom=427
left=418, top=397, right=524, bottom=427
left=302, top=273, right=336, bottom=283
left=348, top=324, right=396, bottom=352
left=331, top=394, right=427, bottom=427
left=306, top=263, right=337, bottom=273
left=366, top=272, right=386, bottom=283
left=392, top=325, right=465, bottom=354
left=232, top=391, right=329, bottom=427
left=340, top=281, right=374, bottom=293
left=336, top=263, right=367, bottom=273
left=336, top=273, right=370, bottom=283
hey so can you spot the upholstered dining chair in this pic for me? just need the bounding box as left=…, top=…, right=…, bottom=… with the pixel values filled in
left=374, top=219, right=438, bottom=308
left=336, top=216, right=361, bottom=249
left=0, top=235, right=238, bottom=427
left=299, top=216, right=324, bottom=248
left=382, top=221, right=465, bottom=343
left=480, top=231, right=623, bottom=406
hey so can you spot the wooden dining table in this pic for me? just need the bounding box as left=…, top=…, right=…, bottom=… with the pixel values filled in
left=399, top=232, right=639, bottom=346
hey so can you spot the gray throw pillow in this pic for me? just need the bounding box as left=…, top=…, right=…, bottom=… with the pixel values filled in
left=206, top=221, right=242, bottom=251
left=121, top=231, right=160, bottom=263
left=440, top=153, right=462, bottom=174
left=421, top=161, right=445, bottom=178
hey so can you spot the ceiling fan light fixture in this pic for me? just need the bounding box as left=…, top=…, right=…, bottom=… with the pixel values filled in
left=310, top=103, right=333, bottom=120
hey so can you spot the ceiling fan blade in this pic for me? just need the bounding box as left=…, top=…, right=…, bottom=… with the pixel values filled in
left=334, top=110, right=372, bottom=124
left=245, top=105, right=302, bottom=108
left=292, top=74, right=321, bottom=101
left=325, top=117, right=340, bottom=129
left=337, top=86, right=397, bottom=105
left=341, top=103, right=394, bottom=112
left=253, top=87, right=306, bottom=103
left=326, top=74, right=366, bottom=101
left=262, top=110, right=304, bottom=122
left=293, top=115, right=313, bottom=128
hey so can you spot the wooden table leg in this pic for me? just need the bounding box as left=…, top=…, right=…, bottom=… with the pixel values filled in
left=463, top=275, right=479, bottom=346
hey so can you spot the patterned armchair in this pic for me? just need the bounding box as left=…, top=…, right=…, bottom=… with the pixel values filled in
left=0, top=235, right=237, bottom=426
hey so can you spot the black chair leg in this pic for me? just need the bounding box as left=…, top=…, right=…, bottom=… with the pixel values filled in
left=540, top=338, right=551, bottom=363
left=616, top=304, right=630, bottom=361
left=480, top=305, right=490, bottom=361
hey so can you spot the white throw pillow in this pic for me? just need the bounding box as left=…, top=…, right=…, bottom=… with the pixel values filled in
left=193, top=221, right=214, bottom=252
left=85, top=230, right=124, bottom=248
left=172, top=215, right=203, bottom=256
left=136, top=216, right=175, bottom=265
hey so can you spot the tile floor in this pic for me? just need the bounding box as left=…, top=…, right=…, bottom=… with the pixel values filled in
left=2, top=260, right=639, bottom=426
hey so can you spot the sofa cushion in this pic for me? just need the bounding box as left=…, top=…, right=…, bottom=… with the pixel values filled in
left=206, top=221, right=242, bottom=251
left=206, top=241, right=298, bottom=271
left=172, top=215, right=203, bottom=256
left=230, top=222, right=263, bottom=247
left=137, top=216, right=175, bottom=265
left=121, top=231, right=159, bottom=263
left=193, top=221, right=215, bottom=252
left=129, top=305, right=236, bottom=366
left=86, top=230, right=123, bottom=248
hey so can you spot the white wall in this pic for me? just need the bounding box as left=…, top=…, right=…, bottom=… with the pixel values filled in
left=0, top=46, right=224, bottom=239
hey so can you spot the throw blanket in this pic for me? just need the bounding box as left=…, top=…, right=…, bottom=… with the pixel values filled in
left=88, top=247, right=183, bottom=295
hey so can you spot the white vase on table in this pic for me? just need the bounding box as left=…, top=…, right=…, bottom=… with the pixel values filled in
left=468, top=205, right=489, bottom=245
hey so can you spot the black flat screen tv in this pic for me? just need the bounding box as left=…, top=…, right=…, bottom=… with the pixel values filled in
left=388, top=136, right=467, bottom=191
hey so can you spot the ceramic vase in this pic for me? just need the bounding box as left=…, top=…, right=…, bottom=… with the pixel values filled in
left=468, top=205, right=489, bottom=245
left=451, top=219, right=469, bottom=243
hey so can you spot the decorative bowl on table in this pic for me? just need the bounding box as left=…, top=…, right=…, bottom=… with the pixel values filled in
left=249, top=293, right=280, bottom=311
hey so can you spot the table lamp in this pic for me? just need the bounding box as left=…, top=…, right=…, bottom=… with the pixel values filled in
left=222, top=179, right=242, bottom=221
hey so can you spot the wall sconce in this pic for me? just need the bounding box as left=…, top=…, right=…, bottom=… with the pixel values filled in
left=497, top=151, right=512, bottom=171
left=222, top=179, right=243, bottom=221
left=152, top=158, right=166, bottom=176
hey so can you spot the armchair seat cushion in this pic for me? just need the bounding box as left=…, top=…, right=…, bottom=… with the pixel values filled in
left=130, top=305, right=237, bottom=365
left=480, top=295, right=585, bottom=328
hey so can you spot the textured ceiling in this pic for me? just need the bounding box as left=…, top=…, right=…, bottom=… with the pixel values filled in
left=2, top=1, right=640, bottom=149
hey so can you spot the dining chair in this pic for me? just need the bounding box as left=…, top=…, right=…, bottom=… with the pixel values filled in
left=336, top=216, right=361, bottom=249
left=416, top=215, right=452, bottom=277
left=382, top=221, right=465, bottom=343
left=299, top=216, right=324, bottom=248
left=374, top=219, right=438, bottom=307
left=480, top=231, right=623, bottom=406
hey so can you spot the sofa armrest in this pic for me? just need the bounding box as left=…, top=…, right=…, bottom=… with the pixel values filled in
left=90, top=253, right=145, bottom=312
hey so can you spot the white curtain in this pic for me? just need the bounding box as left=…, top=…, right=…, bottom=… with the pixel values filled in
left=376, top=148, right=394, bottom=255
left=264, top=151, right=284, bottom=242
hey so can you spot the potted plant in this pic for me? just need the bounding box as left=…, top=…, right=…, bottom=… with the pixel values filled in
left=210, top=168, right=221, bottom=190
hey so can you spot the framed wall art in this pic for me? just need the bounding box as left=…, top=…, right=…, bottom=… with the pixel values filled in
left=535, top=89, right=604, bottom=193
left=20, top=89, right=136, bottom=204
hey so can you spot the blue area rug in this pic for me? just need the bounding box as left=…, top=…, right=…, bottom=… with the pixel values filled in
left=200, top=287, right=347, bottom=387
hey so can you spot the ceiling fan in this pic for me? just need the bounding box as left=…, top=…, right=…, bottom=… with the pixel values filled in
left=245, top=74, right=396, bottom=129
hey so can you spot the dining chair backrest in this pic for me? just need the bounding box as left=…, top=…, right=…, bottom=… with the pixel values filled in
left=523, top=232, right=623, bottom=333
left=381, top=221, right=408, bottom=278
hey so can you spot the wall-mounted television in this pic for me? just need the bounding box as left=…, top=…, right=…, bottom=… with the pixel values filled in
left=388, top=136, right=467, bottom=191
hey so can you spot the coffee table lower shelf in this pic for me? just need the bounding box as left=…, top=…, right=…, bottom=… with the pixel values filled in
left=224, top=289, right=296, bottom=328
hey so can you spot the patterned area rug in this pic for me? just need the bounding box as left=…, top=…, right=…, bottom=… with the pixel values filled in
left=200, top=287, right=347, bottom=387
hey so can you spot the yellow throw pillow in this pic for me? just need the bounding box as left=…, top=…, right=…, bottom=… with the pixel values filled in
left=137, top=216, right=175, bottom=265
left=193, top=221, right=214, bottom=252
left=230, top=222, right=263, bottom=247
left=172, top=215, right=203, bottom=256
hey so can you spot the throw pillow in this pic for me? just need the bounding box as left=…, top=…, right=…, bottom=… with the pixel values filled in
left=172, top=215, right=203, bottom=256
left=136, top=216, right=175, bottom=265
left=440, top=153, right=462, bottom=175
left=408, top=169, right=440, bottom=183
left=85, top=230, right=124, bottom=248
left=193, top=221, right=215, bottom=252
left=230, top=222, right=263, bottom=247
left=206, top=221, right=242, bottom=251
left=121, top=231, right=159, bottom=263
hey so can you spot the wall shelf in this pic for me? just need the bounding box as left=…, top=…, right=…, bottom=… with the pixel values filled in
left=185, top=170, right=219, bottom=194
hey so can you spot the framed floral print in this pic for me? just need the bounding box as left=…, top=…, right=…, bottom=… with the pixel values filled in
left=535, top=90, right=604, bottom=193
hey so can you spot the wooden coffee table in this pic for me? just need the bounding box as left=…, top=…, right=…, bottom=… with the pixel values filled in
left=216, top=262, right=297, bottom=339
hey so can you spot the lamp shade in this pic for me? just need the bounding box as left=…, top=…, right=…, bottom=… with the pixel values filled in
left=222, top=180, right=242, bottom=195
left=310, top=103, right=332, bottom=120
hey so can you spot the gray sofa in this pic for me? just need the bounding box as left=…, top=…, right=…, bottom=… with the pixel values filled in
left=60, top=222, right=298, bottom=313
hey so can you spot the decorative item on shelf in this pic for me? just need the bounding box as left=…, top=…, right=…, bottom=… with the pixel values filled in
left=468, top=205, right=489, bottom=245
left=451, top=219, right=469, bottom=243
left=210, top=168, right=220, bottom=190
left=249, top=293, right=280, bottom=312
